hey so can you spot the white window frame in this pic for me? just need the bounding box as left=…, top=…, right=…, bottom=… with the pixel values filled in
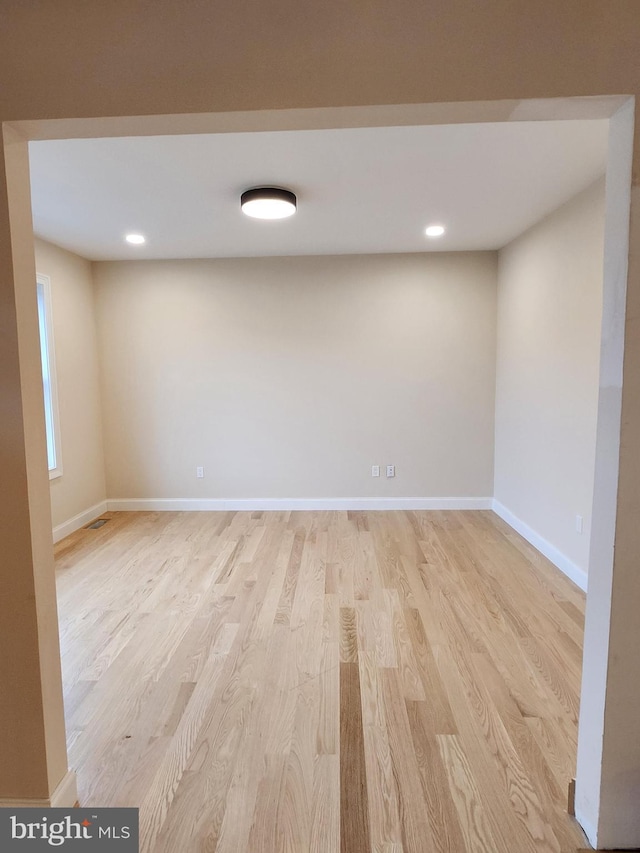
left=36, top=273, right=63, bottom=480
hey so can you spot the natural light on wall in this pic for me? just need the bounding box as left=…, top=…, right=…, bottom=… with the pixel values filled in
left=36, top=273, right=62, bottom=479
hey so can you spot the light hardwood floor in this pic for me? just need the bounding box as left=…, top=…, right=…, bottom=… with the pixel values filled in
left=54, top=509, right=589, bottom=852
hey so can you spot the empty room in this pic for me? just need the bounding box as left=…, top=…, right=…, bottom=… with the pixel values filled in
left=14, top=111, right=612, bottom=853
left=3, top=6, right=640, bottom=853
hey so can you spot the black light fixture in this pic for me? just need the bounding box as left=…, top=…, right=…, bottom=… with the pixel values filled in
left=241, top=187, right=297, bottom=220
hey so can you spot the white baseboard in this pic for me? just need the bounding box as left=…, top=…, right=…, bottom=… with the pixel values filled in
left=52, top=501, right=108, bottom=544
left=0, top=769, right=78, bottom=809
left=57, top=497, right=585, bottom=592
left=492, top=500, right=588, bottom=592
left=107, top=496, right=493, bottom=512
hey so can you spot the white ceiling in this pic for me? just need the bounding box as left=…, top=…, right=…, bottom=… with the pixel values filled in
left=29, top=120, right=608, bottom=261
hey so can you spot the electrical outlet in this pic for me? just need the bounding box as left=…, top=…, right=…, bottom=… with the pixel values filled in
left=386, top=465, right=395, bottom=478
left=196, top=466, right=204, bottom=478
left=371, top=465, right=380, bottom=477
left=575, top=514, right=583, bottom=534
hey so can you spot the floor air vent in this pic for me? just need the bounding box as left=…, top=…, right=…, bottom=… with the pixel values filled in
left=86, top=518, right=109, bottom=530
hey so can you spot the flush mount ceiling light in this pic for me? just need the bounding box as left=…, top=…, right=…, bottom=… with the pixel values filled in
left=125, top=233, right=146, bottom=245
left=425, top=224, right=446, bottom=238
left=241, top=187, right=297, bottom=220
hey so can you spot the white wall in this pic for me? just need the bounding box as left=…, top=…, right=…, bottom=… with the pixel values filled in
left=35, top=238, right=106, bottom=533
left=494, top=179, right=605, bottom=580
left=93, top=252, right=497, bottom=504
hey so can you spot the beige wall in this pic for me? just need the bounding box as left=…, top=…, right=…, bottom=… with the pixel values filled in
left=94, top=252, right=497, bottom=501
left=1, top=3, right=639, bottom=124
left=494, top=180, right=605, bottom=576
left=34, top=239, right=106, bottom=529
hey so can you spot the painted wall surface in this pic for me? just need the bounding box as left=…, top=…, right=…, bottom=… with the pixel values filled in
left=494, top=180, right=605, bottom=575
left=34, top=239, right=106, bottom=528
left=94, top=252, right=497, bottom=501
left=1, top=3, right=639, bottom=125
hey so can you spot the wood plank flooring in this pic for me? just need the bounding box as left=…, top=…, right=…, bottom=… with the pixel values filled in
left=54, top=510, right=589, bottom=852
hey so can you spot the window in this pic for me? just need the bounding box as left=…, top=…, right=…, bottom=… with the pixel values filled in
left=36, top=273, right=62, bottom=479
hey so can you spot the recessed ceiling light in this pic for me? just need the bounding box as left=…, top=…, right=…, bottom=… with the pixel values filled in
left=125, top=233, right=146, bottom=245
left=241, top=187, right=297, bottom=220
left=425, top=224, right=446, bottom=238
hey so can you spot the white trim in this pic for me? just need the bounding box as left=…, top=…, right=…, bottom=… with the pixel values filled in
left=50, top=770, right=78, bottom=808
left=0, top=770, right=77, bottom=809
left=52, top=500, right=108, bottom=544
left=107, top=497, right=493, bottom=513
left=36, top=273, right=63, bottom=480
left=574, top=807, right=597, bottom=849
left=492, top=500, right=588, bottom=592
left=62, top=499, right=587, bottom=594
